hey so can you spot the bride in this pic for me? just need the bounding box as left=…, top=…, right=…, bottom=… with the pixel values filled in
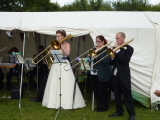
left=42, top=30, right=86, bottom=109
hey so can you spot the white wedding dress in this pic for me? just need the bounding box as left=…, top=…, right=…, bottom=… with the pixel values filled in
left=42, top=49, right=86, bottom=109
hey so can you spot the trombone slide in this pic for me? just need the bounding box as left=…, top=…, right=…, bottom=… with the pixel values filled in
left=32, top=34, right=72, bottom=65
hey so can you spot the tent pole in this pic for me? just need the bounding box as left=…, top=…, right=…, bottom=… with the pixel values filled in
left=19, top=32, right=25, bottom=109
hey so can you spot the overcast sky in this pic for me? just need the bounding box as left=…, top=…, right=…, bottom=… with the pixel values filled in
left=50, top=0, right=159, bottom=6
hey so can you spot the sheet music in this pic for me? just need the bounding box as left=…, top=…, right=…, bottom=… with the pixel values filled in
left=80, top=58, right=90, bottom=70
left=25, top=58, right=36, bottom=70
left=50, top=50, right=63, bottom=63
left=10, top=55, right=18, bottom=63
left=15, top=54, right=25, bottom=64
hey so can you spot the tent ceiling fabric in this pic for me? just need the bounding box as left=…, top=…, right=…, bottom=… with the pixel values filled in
left=0, top=12, right=156, bottom=33
left=0, top=11, right=160, bottom=107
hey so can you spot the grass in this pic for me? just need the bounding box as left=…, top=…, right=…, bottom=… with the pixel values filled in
left=0, top=81, right=160, bottom=120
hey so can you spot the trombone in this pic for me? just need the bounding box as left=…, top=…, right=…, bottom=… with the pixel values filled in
left=89, top=38, right=134, bottom=68
left=86, top=41, right=113, bottom=64
left=32, top=34, right=72, bottom=65
left=63, top=45, right=96, bottom=71
left=63, top=41, right=112, bottom=71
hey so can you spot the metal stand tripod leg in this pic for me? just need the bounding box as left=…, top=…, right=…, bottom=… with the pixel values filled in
left=1, top=68, right=7, bottom=98
left=83, top=72, right=87, bottom=103
left=25, top=71, right=30, bottom=97
left=52, top=107, right=74, bottom=120
left=51, top=63, right=73, bottom=120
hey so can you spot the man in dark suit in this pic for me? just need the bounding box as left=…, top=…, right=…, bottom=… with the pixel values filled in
left=109, top=32, right=135, bottom=120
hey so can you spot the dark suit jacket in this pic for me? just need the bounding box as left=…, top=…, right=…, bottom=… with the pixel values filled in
left=94, top=47, right=112, bottom=82
left=109, top=45, right=134, bottom=91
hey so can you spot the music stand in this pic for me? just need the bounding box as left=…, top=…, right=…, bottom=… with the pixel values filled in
left=13, top=53, right=25, bottom=109
left=50, top=50, right=73, bottom=120
left=79, top=58, right=95, bottom=111
left=79, top=58, right=90, bottom=102
left=24, top=58, right=36, bottom=97
left=0, top=63, right=16, bottom=98
left=73, top=58, right=91, bottom=119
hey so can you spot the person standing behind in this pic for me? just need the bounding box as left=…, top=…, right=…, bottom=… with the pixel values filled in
left=89, top=35, right=112, bottom=112
left=0, top=68, right=4, bottom=89
left=6, top=47, right=20, bottom=90
left=26, top=45, right=48, bottom=89
left=154, top=90, right=160, bottom=97
left=109, top=32, right=135, bottom=120
left=42, top=30, right=86, bottom=109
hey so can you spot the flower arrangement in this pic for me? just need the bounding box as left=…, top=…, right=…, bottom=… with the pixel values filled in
left=123, top=46, right=127, bottom=50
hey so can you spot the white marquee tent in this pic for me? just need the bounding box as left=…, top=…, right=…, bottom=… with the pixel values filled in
left=0, top=12, right=160, bottom=108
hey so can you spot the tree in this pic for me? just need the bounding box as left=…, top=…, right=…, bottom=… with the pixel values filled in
left=60, top=0, right=89, bottom=11
left=0, top=0, right=60, bottom=12
left=89, top=0, right=103, bottom=10
left=112, top=0, right=152, bottom=11
left=0, top=0, right=160, bottom=11
left=0, top=0, right=22, bottom=11
left=60, top=0, right=113, bottom=11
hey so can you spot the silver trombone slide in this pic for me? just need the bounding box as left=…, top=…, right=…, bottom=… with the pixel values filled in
left=88, top=41, right=112, bottom=63
left=64, top=41, right=112, bottom=71
left=89, top=54, right=109, bottom=68
left=89, top=38, right=134, bottom=68
left=63, top=46, right=96, bottom=71
left=89, top=48, right=107, bottom=63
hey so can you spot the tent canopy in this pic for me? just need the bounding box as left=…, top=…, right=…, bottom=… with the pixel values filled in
left=0, top=11, right=160, bottom=108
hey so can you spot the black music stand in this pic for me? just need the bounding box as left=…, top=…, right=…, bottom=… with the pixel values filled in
left=78, top=58, right=90, bottom=102
left=51, top=50, right=73, bottom=120
left=78, top=58, right=95, bottom=111
left=13, top=53, right=25, bottom=109
left=74, top=58, right=91, bottom=120
left=24, top=58, right=36, bottom=97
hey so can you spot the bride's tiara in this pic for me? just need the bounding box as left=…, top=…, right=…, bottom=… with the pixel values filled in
left=60, top=29, right=63, bottom=32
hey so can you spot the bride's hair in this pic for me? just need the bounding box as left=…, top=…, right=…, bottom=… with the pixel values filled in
left=56, top=29, right=66, bottom=37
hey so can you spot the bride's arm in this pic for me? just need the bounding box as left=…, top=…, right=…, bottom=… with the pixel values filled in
left=61, top=42, right=70, bottom=56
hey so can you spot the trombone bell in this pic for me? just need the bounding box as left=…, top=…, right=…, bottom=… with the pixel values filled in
left=89, top=49, right=96, bottom=58
left=51, top=40, right=61, bottom=50
left=107, top=48, right=115, bottom=58
left=45, top=56, right=54, bottom=68
left=50, top=34, right=73, bottom=50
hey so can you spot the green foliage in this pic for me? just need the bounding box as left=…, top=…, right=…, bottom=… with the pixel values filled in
left=112, top=0, right=151, bottom=11
left=60, top=0, right=113, bottom=11
left=100, top=1, right=114, bottom=11
left=59, top=0, right=89, bottom=11
left=0, top=0, right=160, bottom=11
left=0, top=0, right=60, bottom=11
left=22, top=0, right=59, bottom=11
left=0, top=0, right=22, bottom=11
left=89, top=0, right=103, bottom=11
left=149, top=4, right=160, bottom=11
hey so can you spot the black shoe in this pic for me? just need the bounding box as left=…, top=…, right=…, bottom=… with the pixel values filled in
left=30, top=97, right=42, bottom=102
left=109, top=112, right=123, bottom=117
left=128, top=116, right=135, bottom=120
